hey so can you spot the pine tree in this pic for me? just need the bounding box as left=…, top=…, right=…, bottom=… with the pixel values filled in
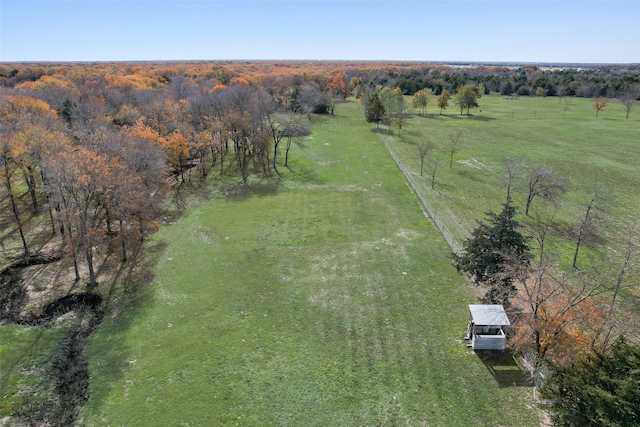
left=541, top=336, right=640, bottom=426
left=453, top=201, right=531, bottom=305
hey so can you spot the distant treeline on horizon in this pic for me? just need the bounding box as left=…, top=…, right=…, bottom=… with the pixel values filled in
left=1, top=60, right=638, bottom=99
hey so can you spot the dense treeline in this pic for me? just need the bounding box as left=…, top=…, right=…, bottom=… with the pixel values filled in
left=1, top=61, right=638, bottom=424
left=2, top=61, right=638, bottom=99
left=384, top=64, right=640, bottom=98
left=0, top=62, right=323, bottom=423
left=1, top=56, right=638, bottom=306
left=1, top=63, right=335, bottom=290
left=1, top=58, right=638, bottom=320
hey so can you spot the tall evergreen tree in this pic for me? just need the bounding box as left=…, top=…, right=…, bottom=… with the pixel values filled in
left=541, top=336, right=640, bottom=427
left=453, top=201, right=531, bottom=305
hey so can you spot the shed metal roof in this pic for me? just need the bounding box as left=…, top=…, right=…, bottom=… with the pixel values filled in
left=468, top=304, right=511, bottom=326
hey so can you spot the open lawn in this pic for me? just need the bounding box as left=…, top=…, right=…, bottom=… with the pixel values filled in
left=0, top=325, right=68, bottom=416
left=382, top=94, right=640, bottom=311
left=389, top=94, right=639, bottom=253
left=82, top=102, right=539, bottom=425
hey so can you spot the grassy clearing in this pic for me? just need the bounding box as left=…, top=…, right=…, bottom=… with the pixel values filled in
left=0, top=324, right=69, bottom=416
left=388, top=95, right=640, bottom=267
left=82, top=104, right=538, bottom=425
left=382, top=93, right=640, bottom=318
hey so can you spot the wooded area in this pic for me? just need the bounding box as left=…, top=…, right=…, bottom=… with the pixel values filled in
left=1, top=61, right=639, bottom=425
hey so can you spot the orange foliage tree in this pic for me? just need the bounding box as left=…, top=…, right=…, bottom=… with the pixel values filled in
left=0, top=96, right=67, bottom=256
left=328, top=74, right=347, bottom=100
left=511, top=265, right=607, bottom=365
left=508, top=213, right=609, bottom=366
left=129, top=121, right=189, bottom=181
left=45, top=147, right=146, bottom=285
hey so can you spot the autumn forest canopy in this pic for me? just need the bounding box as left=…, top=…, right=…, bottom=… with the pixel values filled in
left=1, top=60, right=639, bottom=425
left=1, top=60, right=636, bottom=284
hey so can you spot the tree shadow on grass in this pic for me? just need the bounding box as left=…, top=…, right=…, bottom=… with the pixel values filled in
left=401, top=137, right=419, bottom=146
left=218, top=164, right=325, bottom=201
left=0, top=329, right=46, bottom=396
left=398, top=130, right=423, bottom=141
left=283, top=164, right=323, bottom=185
left=82, top=238, right=166, bottom=419
left=475, top=349, right=532, bottom=388
left=444, top=114, right=496, bottom=122
left=370, top=127, right=394, bottom=135
left=547, top=217, right=606, bottom=246
left=220, top=179, right=281, bottom=201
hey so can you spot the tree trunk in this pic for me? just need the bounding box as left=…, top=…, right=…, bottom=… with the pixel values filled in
left=4, top=166, right=30, bottom=257
left=525, top=193, right=535, bottom=217
left=8, top=189, right=30, bottom=257
left=47, top=197, right=58, bottom=235
left=86, top=247, right=97, bottom=287
left=271, top=140, right=279, bottom=174
left=285, top=138, right=292, bottom=168
left=24, top=167, right=38, bottom=213
left=62, top=224, right=80, bottom=282
left=119, top=219, right=127, bottom=262
left=210, top=146, right=217, bottom=169
left=572, top=238, right=582, bottom=269
left=240, top=138, right=249, bottom=184
left=199, top=151, right=208, bottom=180
left=66, top=221, right=81, bottom=281
left=573, top=188, right=599, bottom=268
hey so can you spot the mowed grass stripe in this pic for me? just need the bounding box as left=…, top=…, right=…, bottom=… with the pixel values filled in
left=83, top=102, right=537, bottom=426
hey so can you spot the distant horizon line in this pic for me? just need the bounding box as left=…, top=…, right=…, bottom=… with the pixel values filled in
left=2, top=59, right=639, bottom=67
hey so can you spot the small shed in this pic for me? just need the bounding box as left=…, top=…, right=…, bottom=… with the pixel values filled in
left=465, top=304, right=510, bottom=351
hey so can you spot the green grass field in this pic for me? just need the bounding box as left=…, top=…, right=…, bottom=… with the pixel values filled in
left=81, top=101, right=541, bottom=426
left=384, top=94, right=640, bottom=311
left=0, top=324, right=69, bottom=415
left=4, top=93, right=636, bottom=425
left=391, top=94, right=640, bottom=242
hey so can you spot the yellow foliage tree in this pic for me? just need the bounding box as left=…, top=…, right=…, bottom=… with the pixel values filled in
left=594, top=97, right=608, bottom=117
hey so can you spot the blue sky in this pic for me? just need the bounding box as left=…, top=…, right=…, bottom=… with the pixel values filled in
left=1, top=0, right=639, bottom=63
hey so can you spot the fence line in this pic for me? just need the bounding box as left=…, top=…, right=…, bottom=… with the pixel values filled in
left=379, top=134, right=462, bottom=255
left=379, top=134, right=556, bottom=395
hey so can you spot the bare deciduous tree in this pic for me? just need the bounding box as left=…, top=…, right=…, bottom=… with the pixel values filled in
left=525, top=167, right=566, bottom=216
left=593, top=227, right=639, bottom=350
left=619, top=89, right=637, bottom=119
left=426, top=151, right=444, bottom=190
left=503, top=157, right=525, bottom=203
left=282, top=115, right=309, bottom=169
left=573, top=182, right=605, bottom=269
left=296, top=84, right=323, bottom=120
left=448, top=131, right=463, bottom=169
left=418, top=142, right=433, bottom=176
left=509, top=210, right=609, bottom=364
left=556, top=85, right=566, bottom=103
